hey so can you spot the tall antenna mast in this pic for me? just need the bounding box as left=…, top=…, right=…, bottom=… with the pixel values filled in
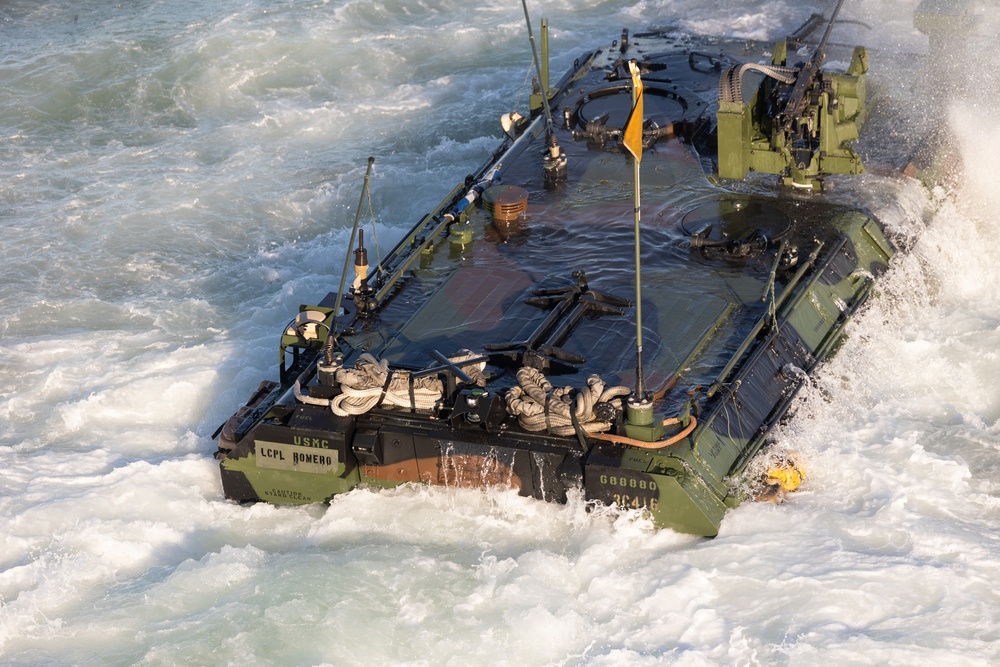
left=520, top=0, right=554, bottom=134
left=520, top=0, right=566, bottom=185
left=621, top=60, right=664, bottom=443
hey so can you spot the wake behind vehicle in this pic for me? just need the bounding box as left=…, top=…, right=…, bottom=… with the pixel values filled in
left=213, top=1, right=913, bottom=536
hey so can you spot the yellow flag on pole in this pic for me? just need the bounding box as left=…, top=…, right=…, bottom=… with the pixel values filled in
left=622, top=61, right=644, bottom=163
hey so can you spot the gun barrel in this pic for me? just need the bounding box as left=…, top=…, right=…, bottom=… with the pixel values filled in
left=781, top=0, right=848, bottom=132
left=816, top=0, right=848, bottom=62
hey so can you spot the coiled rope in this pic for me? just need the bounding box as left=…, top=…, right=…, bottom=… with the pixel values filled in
left=504, top=367, right=630, bottom=436
left=295, top=350, right=487, bottom=417
left=503, top=368, right=698, bottom=448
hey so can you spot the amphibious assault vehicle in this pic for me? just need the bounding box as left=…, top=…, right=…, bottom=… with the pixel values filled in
left=213, top=1, right=927, bottom=536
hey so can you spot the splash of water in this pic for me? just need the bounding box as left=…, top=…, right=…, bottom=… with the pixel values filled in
left=3, top=0, right=1000, bottom=664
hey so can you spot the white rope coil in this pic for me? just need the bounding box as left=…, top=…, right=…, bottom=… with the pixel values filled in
left=504, top=367, right=630, bottom=436
left=295, top=351, right=487, bottom=417
left=332, top=353, right=431, bottom=417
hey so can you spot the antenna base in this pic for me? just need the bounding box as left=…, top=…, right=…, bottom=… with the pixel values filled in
left=624, top=396, right=665, bottom=442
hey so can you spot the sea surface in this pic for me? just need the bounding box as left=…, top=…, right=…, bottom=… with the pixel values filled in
left=2, top=0, right=1000, bottom=664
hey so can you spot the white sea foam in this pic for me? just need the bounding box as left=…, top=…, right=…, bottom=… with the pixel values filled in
left=2, top=0, right=999, bottom=664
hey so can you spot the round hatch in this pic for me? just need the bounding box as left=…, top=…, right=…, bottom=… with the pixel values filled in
left=680, top=198, right=792, bottom=258
left=575, top=83, right=691, bottom=130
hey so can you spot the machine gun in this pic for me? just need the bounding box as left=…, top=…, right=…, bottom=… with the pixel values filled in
left=716, top=0, right=868, bottom=189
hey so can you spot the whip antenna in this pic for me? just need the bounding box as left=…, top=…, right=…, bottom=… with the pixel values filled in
left=328, top=156, right=376, bottom=362
left=520, top=0, right=567, bottom=185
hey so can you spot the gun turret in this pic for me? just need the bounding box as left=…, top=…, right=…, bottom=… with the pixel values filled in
left=717, top=0, right=868, bottom=189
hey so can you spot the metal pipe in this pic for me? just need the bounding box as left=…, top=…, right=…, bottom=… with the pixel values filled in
left=541, top=18, right=549, bottom=94
left=373, top=114, right=548, bottom=305
left=628, top=61, right=646, bottom=398
left=520, top=0, right=554, bottom=135
left=331, top=156, right=375, bottom=339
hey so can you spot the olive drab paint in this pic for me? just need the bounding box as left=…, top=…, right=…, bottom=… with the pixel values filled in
left=216, top=10, right=909, bottom=536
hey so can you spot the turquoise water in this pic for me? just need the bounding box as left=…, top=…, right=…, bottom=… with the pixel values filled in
left=2, top=0, right=1000, bottom=664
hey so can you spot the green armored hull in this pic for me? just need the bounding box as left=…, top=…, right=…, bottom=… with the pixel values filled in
left=215, top=8, right=894, bottom=536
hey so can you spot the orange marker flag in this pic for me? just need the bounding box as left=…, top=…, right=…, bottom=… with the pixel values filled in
left=622, top=60, right=644, bottom=163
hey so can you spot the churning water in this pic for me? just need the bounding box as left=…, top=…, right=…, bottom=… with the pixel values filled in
left=2, top=0, right=1000, bottom=664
